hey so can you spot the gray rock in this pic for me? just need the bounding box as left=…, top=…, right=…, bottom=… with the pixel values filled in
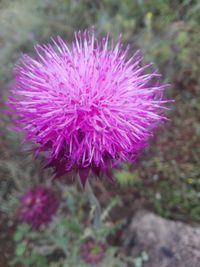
left=124, top=211, right=200, bottom=267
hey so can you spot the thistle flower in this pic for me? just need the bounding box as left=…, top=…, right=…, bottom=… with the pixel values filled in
left=80, top=239, right=106, bottom=264
left=18, top=186, right=58, bottom=229
left=8, top=31, right=168, bottom=185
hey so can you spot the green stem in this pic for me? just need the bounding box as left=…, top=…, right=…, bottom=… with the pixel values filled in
left=85, top=179, right=101, bottom=229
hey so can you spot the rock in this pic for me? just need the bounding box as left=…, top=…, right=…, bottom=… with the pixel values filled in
left=124, top=210, right=200, bottom=267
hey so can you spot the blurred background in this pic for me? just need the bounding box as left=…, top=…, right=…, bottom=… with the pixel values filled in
left=0, top=0, right=200, bottom=266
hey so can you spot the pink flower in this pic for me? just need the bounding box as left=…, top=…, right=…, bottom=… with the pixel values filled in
left=80, top=239, right=106, bottom=264
left=18, top=186, right=58, bottom=229
left=8, top=31, right=168, bottom=185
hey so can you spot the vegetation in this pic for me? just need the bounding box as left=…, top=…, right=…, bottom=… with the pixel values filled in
left=0, top=0, right=200, bottom=266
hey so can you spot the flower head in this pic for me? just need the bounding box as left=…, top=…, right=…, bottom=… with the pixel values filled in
left=18, top=186, right=58, bottom=229
left=8, top=31, right=168, bottom=185
left=80, top=239, right=106, bottom=264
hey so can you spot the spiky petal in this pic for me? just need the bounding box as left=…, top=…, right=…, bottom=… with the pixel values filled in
left=8, top=31, right=168, bottom=185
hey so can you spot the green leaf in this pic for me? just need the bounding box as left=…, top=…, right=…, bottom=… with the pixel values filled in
left=141, top=251, right=149, bottom=261
left=55, top=237, right=68, bottom=250
left=13, top=223, right=30, bottom=242
left=15, top=242, right=26, bottom=256
left=29, top=254, right=48, bottom=267
left=115, top=170, right=140, bottom=187
left=134, top=257, right=143, bottom=267
left=13, top=231, right=23, bottom=242
left=17, top=223, right=30, bottom=234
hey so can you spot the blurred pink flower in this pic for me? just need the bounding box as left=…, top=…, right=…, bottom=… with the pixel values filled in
left=19, top=186, right=58, bottom=229
left=8, top=31, right=169, bottom=185
left=80, top=239, right=106, bottom=264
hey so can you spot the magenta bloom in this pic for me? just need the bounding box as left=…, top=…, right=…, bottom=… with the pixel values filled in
left=18, top=186, right=58, bottom=229
left=80, top=239, right=106, bottom=264
left=8, top=31, right=168, bottom=185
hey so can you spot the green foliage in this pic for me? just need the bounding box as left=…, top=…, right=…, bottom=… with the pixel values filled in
left=133, top=251, right=149, bottom=267
left=115, top=169, right=141, bottom=187
left=0, top=158, right=50, bottom=215
left=1, top=1, right=200, bottom=265
left=10, top=186, right=133, bottom=267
